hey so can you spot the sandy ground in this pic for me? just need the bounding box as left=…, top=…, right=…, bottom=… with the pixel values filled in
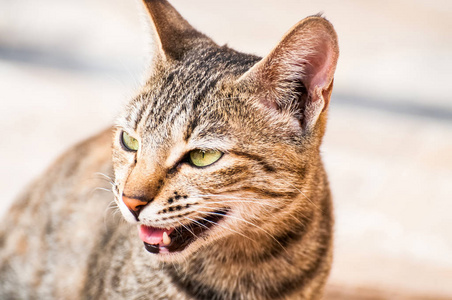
left=1, top=0, right=451, bottom=298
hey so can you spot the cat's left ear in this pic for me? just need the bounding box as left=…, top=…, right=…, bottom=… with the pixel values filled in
left=141, top=0, right=214, bottom=62
left=239, top=16, right=339, bottom=132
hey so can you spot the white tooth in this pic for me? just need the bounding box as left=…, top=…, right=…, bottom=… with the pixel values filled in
left=163, top=231, right=171, bottom=246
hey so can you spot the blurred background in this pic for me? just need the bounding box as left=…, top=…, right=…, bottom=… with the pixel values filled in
left=1, top=0, right=451, bottom=298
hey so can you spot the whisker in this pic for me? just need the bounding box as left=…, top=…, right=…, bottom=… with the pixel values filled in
left=184, top=216, right=209, bottom=230
left=286, top=183, right=323, bottom=212
left=193, top=215, right=256, bottom=243
left=194, top=195, right=309, bottom=226
left=197, top=193, right=291, bottom=204
left=177, top=221, right=198, bottom=240
left=103, top=200, right=120, bottom=229
left=195, top=209, right=288, bottom=254
left=89, top=186, right=114, bottom=198
left=197, top=197, right=281, bottom=209
left=92, top=172, right=115, bottom=184
left=93, top=187, right=113, bottom=193
left=94, top=172, right=113, bottom=179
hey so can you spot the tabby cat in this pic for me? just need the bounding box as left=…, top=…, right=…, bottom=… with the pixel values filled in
left=0, top=0, right=339, bottom=299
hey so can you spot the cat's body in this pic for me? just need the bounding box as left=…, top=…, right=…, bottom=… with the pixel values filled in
left=0, top=1, right=338, bottom=299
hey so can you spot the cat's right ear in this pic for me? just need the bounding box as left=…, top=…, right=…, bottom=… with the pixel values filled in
left=141, top=0, right=213, bottom=62
left=238, top=16, right=339, bottom=133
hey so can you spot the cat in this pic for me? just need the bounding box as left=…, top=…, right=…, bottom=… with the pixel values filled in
left=0, top=0, right=339, bottom=299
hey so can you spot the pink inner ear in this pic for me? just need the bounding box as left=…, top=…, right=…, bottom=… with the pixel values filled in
left=306, top=38, right=335, bottom=95
left=237, top=16, right=338, bottom=127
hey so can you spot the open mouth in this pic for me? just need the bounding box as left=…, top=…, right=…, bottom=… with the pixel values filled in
left=138, top=209, right=228, bottom=254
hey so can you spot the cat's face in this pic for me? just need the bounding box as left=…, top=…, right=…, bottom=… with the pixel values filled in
left=112, top=54, right=312, bottom=261
left=111, top=0, right=338, bottom=262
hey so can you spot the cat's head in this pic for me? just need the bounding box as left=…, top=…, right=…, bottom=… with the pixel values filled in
left=112, top=0, right=338, bottom=262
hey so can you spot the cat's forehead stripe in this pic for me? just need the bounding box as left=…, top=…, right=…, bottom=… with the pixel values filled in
left=132, top=45, right=261, bottom=139
left=133, top=94, right=148, bottom=131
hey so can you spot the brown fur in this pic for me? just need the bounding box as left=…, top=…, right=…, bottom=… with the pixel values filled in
left=0, top=0, right=339, bottom=299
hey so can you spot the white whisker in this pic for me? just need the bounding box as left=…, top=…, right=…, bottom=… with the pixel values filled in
left=92, top=172, right=115, bottom=185
left=103, top=200, right=120, bottom=229
left=184, top=216, right=209, bottom=230
left=286, top=183, right=323, bottom=212
left=195, top=208, right=288, bottom=254
left=93, top=187, right=113, bottom=193
left=177, top=221, right=198, bottom=240
left=194, top=194, right=309, bottom=226
left=193, top=215, right=256, bottom=243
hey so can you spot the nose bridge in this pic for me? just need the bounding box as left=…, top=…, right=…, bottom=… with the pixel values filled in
left=123, top=158, right=165, bottom=212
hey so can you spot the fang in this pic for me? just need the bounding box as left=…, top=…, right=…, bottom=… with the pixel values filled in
left=163, top=231, right=171, bottom=245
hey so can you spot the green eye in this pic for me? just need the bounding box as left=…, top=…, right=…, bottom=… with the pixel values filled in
left=121, top=131, right=139, bottom=151
left=189, top=149, right=222, bottom=167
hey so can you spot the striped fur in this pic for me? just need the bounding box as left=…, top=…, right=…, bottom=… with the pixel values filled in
left=0, top=0, right=338, bottom=299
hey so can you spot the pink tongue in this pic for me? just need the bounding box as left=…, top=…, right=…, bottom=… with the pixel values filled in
left=139, top=225, right=174, bottom=245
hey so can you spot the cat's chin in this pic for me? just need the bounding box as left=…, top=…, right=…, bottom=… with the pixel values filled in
left=138, top=208, right=229, bottom=261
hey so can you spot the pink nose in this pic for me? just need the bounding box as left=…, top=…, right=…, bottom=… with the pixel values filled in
left=123, top=196, right=149, bottom=218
